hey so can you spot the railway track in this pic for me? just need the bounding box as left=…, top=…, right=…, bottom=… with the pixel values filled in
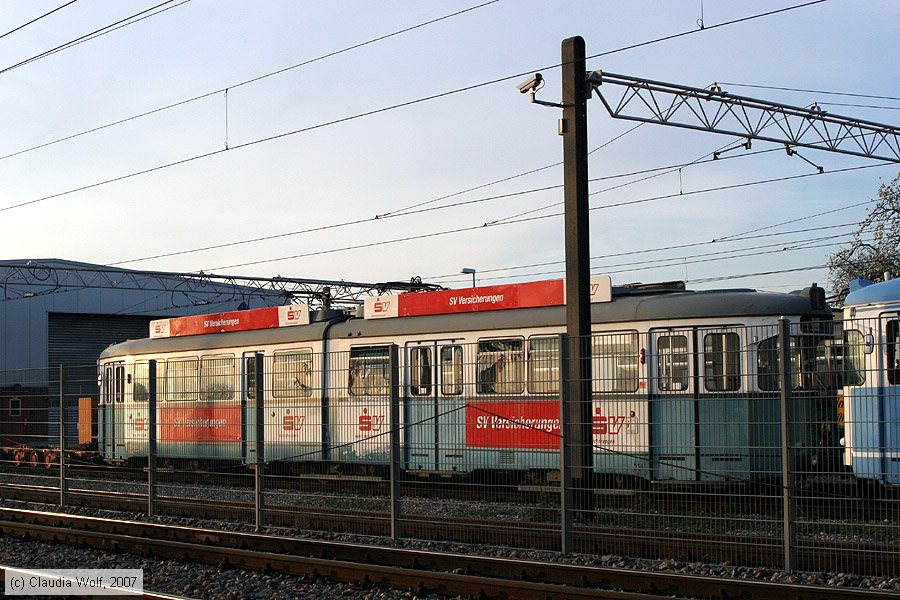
left=0, top=507, right=895, bottom=600
left=3, top=461, right=896, bottom=523
left=0, top=481, right=896, bottom=578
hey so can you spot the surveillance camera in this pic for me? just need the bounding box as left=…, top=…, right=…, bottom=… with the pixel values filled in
left=517, top=73, right=543, bottom=94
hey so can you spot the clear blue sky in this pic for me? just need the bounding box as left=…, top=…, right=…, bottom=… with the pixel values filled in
left=1, top=0, right=898, bottom=296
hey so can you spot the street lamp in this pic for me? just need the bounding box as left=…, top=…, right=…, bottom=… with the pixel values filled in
left=461, top=267, right=476, bottom=288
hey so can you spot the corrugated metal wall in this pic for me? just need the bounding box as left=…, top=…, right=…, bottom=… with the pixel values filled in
left=47, top=312, right=156, bottom=444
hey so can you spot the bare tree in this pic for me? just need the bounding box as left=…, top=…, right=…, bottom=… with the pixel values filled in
left=828, top=173, right=900, bottom=304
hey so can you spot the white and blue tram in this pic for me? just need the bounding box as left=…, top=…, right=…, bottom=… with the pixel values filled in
left=98, top=278, right=836, bottom=485
left=840, top=277, right=900, bottom=487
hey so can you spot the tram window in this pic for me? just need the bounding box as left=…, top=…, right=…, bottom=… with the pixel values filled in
left=273, top=349, right=314, bottom=399
left=133, top=362, right=149, bottom=402
left=759, top=334, right=837, bottom=391
left=9, top=397, right=21, bottom=417
left=528, top=337, right=559, bottom=394
left=657, top=335, right=688, bottom=391
left=409, top=347, right=432, bottom=396
left=477, top=339, right=524, bottom=395
left=349, top=347, right=390, bottom=396
left=888, top=320, right=900, bottom=385
left=592, top=332, right=639, bottom=393
left=200, top=355, right=235, bottom=401
left=704, top=332, right=740, bottom=391
left=115, top=366, right=125, bottom=403
left=103, top=369, right=112, bottom=405
left=245, top=356, right=257, bottom=400
left=166, top=358, right=198, bottom=401
left=757, top=336, right=780, bottom=391
left=440, top=345, right=463, bottom=396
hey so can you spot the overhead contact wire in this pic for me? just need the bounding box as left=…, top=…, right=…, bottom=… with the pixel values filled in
left=1, top=0, right=824, bottom=213
left=0, top=0, right=78, bottom=41
left=0, top=0, right=499, bottom=163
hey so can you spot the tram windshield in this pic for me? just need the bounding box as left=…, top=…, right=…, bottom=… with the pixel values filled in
left=757, top=333, right=835, bottom=391
left=837, top=329, right=867, bottom=387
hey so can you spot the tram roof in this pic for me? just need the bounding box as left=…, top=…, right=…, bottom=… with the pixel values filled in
left=330, top=287, right=830, bottom=338
left=99, top=286, right=829, bottom=359
left=99, top=315, right=343, bottom=359
left=844, top=278, right=900, bottom=307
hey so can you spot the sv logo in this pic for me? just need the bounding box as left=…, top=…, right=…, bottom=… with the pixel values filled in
left=592, top=407, right=626, bottom=435
left=359, top=407, right=385, bottom=432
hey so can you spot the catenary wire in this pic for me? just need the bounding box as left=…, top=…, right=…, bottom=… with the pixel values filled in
left=0, top=0, right=824, bottom=213
left=486, top=147, right=779, bottom=225
left=379, top=122, right=646, bottom=218
left=717, top=81, right=900, bottom=103
left=208, top=162, right=887, bottom=271
left=440, top=231, right=871, bottom=285
left=489, top=237, right=866, bottom=283
left=0, top=0, right=499, bottom=163
left=6, top=2, right=848, bottom=289
left=716, top=199, right=873, bottom=240
left=0, top=0, right=78, bottom=41
left=690, top=264, right=826, bottom=284
left=0, top=1, right=188, bottom=76
left=818, top=102, right=900, bottom=111
left=426, top=223, right=865, bottom=281
left=583, top=1, right=826, bottom=62
left=484, top=97, right=823, bottom=226
left=108, top=148, right=786, bottom=266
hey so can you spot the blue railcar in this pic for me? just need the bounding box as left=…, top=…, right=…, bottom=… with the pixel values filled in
left=840, top=278, right=900, bottom=486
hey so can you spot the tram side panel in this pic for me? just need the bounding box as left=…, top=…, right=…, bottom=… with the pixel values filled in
left=842, top=311, right=900, bottom=486
left=328, top=346, right=393, bottom=468
left=264, top=348, right=325, bottom=465
left=591, top=331, right=649, bottom=482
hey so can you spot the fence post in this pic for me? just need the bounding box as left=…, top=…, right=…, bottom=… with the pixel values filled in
left=254, top=352, right=265, bottom=530
left=559, top=333, right=573, bottom=553
left=59, top=365, right=67, bottom=507
left=148, top=360, right=158, bottom=516
left=389, top=344, right=401, bottom=540
left=778, top=317, right=797, bottom=572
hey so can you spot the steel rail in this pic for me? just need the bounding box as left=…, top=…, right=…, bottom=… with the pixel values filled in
left=0, top=507, right=896, bottom=600
left=0, top=482, right=896, bottom=576
left=0, top=515, right=672, bottom=600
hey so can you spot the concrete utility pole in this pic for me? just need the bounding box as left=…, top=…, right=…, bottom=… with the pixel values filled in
left=560, top=35, right=594, bottom=517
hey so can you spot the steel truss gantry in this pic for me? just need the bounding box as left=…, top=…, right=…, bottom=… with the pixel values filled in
left=589, top=71, right=900, bottom=163
left=0, top=261, right=439, bottom=309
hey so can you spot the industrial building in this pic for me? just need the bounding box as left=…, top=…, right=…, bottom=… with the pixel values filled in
left=0, top=259, right=289, bottom=446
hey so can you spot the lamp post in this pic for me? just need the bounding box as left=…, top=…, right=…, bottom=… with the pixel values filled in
left=461, top=268, right=476, bottom=288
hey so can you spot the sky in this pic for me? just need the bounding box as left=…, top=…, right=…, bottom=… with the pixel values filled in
left=1, top=0, right=898, bottom=300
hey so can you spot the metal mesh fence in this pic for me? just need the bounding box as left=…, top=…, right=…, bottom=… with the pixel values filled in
left=0, top=320, right=897, bottom=577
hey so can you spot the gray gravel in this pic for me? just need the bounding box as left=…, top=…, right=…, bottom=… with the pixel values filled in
left=0, top=533, right=456, bottom=600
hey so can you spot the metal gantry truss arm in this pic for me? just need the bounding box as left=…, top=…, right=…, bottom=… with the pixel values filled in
left=589, top=71, right=900, bottom=163
left=0, top=261, right=442, bottom=309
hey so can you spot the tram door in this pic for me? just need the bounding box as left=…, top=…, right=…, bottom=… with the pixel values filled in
left=880, top=314, right=900, bottom=484
left=405, top=341, right=464, bottom=473
left=649, top=330, right=697, bottom=481
left=407, top=343, right=438, bottom=471
left=241, top=351, right=263, bottom=464
left=101, top=365, right=113, bottom=458
left=695, top=328, right=748, bottom=481
left=102, top=363, right=126, bottom=461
